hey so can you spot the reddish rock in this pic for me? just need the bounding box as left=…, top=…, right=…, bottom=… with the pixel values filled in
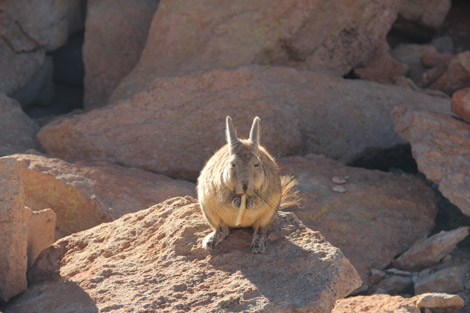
left=416, top=293, right=465, bottom=313
left=421, top=50, right=453, bottom=69
left=83, top=0, right=158, bottom=109
left=417, top=63, right=449, bottom=88
left=6, top=197, right=361, bottom=313
left=11, top=153, right=196, bottom=235
left=415, top=264, right=470, bottom=294
left=393, top=227, right=470, bottom=271
left=430, top=51, right=470, bottom=95
left=451, top=87, right=470, bottom=121
left=0, top=94, right=39, bottom=156
left=38, top=66, right=451, bottom=181
left=110, top=0, right=401, bottom=102
left=393, top=107, right=470, bottom=216
left=0, top=157, right=28, bottom=302
left=25, top=208, right=56, bottom=268
left=278, top=154, right=439, bottom=289
left=333, top=294, right=420, bottom=313
left=354, top=44, right=408, bottom=84
left=391, top=44, right=437, bottom=82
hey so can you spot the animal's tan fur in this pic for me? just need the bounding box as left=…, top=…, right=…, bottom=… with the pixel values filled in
left=197, top=116, right=298, bottom=253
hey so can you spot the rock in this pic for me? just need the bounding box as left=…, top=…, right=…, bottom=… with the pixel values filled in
left=11, top=56, right=54, bottom=108
left=417, top=63, right=449, bottom=88
left=416, top=293, right=465, bottom=313
left=354, top=43, right=408, bottom=84
left=0, top=157, right=56, bottom=303
left=0, top=93, right=39, bottom=156
left=25, top=208, right=56, bottom=268
left=110, top=0, right=401, bottom=102
left=421, top=50, right=453, bottom=69
left=430, top=51, right=470, bottom=95
left=391, top=44, right=438, bottom=82
left=0, top=12, right=46, bottom=97
left=393, top=227, right=470, bottom=271
left=0, top=157, right=28, bottom=302
left=393, top=107, right=470, bottom=216
left=10, top=153, right=196, bottom=235
left=432, top=36, right=455, bottom=54
left=415, top=264, right=470, bottom=294
left=393, top=0, right=451, bottom=40
left=332, top=176, right=347, bottom=185
left=373, top=275, right=413, bottom=295
left=278, top=154, right=439, bottom=289
left=451, top=87, right=470, bottom=121
left=38, top=65, right=451, bottom=181
left=332, top=186, right=347, bottom=193
left=3, top=0, right=85, bottom=52
left=83, top=0, right=159, bottom=109
left=333, top=294, right=420, bottom=313
left=369, top=268, right=386, bottom=284
left=5, top=197, right=361, bottom=312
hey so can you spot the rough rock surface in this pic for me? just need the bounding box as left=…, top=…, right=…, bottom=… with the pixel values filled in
left=3, top=0, right=84, bottom=51
left=10, top=153, right=196, bottom=235
left=0, top=94, right=39, bottom=156
left=110, top=0, right=401, bottom=102
left=397, top=0, right=451, bottom=30
left=5, top=197, right=361, bottom=313
left=0, top=11, right=45, bottom=97
left=38, top=66, right=450, bottom=180
left=391, top=44, right=437, bottom=82
left=353, top=44, right=408, bottom=84
left=393, top=107, right=470, bottom=216
left=416, top=293, right=465, bottom=313
left=415, top=264, right=470, bottom=294
left=83, top=0, right=159, bottom=109
left=393, top=227, right=470, bottom=271
left=277, top=154, right=439, bottom=289
left=430, top=51, right=470, bottom=95
left=0, top=157, right=57, bottom=303
left=25, top=207, right=56, bottom=268
left=451, top=87, right=470, bottom=121
left=0, top=157, right=27, bottom=302
left=332, top=294, right=420, bottom=313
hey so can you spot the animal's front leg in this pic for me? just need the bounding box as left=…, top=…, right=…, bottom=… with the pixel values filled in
left=250, top=226, right=267, bottom=254
left=202, top=225, right=230, bottom=250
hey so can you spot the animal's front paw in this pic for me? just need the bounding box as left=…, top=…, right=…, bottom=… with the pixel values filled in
left=202, top=232, right=218, bottom=249
left=202, top=227, right=229, bottom=250
left=250, top=231, right=267, bottom=254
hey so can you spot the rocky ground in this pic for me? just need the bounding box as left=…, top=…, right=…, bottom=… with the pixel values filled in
left=1, top=0, right=470, bottom=312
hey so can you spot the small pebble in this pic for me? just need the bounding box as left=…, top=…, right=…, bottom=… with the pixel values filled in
left=332, top=186, right=346, bottom=193
left=332, top=176, right=347, bottom=184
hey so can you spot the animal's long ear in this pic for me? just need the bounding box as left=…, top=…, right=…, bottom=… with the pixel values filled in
left=226, top=116, right=240, bottom=153
left=249, top=116, right=260, bottom=146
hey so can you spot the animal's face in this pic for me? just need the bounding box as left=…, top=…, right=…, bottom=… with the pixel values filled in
left=224, top=143, right=265, bottom=196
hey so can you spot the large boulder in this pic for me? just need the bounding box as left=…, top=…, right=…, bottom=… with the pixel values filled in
left=38, top=66, right=450, bottom=180
left=278, top=154, right=439, bottom=289
left=110, top=0, right=401, bottom=102
left=393, top=107, right=470, bottom=216
left=5, top=197, right=361, bottom=313
left=10, top=153, right=196, bottom=235
left=0, top=157, right=56, bottom=303
left=3, top=0, right=85, bottom=52
left=0, top=94, right=39, bottom=156
left=83, top=0, right=159, bottom=109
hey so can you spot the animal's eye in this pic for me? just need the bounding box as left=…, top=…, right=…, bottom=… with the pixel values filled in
left=231, top=163, right=236, bottom=167
left=254, top=163, right=259, bottom=167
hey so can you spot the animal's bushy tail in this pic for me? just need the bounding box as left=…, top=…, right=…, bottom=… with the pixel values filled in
left=280, top=175, right=301, bottom=210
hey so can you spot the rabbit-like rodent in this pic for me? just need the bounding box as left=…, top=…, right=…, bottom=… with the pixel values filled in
left=197, top=116, right=297, bottom=254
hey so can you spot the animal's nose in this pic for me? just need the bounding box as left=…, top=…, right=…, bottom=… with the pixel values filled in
left=242, top=184, right=248, bottom=193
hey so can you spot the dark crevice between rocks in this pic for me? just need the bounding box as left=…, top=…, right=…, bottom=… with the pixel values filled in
left=348, top=144, right=418, bottom=174
left=342, top=69, right=359, bottom=80
left=24, top=31, right=85, bottom=127
left=433, top=194, right=470, bottom=248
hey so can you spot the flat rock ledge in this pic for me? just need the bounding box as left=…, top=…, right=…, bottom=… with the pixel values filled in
left=6, top=196, right=361, bottom=313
